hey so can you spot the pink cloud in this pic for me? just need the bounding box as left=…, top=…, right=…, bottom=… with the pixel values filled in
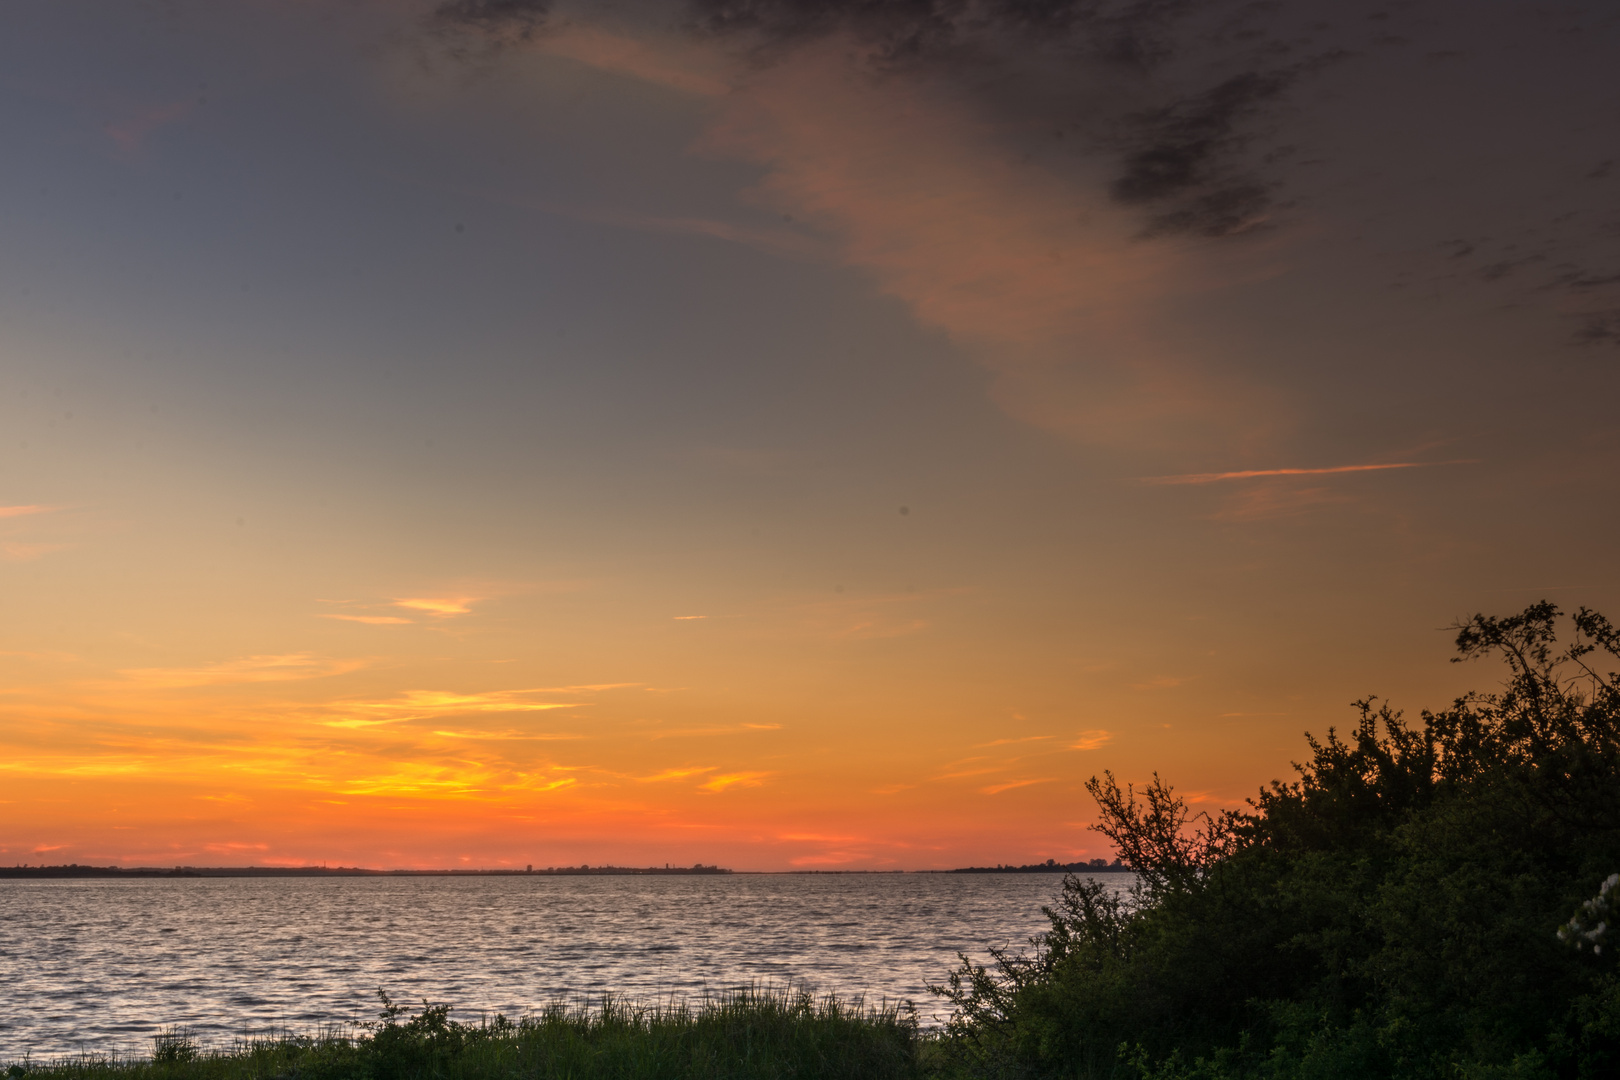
left=518, top=25, right=1285, bottom=450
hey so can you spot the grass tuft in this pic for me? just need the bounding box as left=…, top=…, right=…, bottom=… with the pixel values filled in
left=5, top=986, right=922, bottom=1080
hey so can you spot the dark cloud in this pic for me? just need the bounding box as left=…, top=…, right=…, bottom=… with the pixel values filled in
left=430, top=0, right=1620, bottom=322
left=681, top=0, right=1349, bottom=236
left=685, top=0, right=1204, bottom=67
left=431, top=0, right=1358, bottom=238
left=1574, top=310, right=1620, bottom=346
left=432, top=0, right=552, bottom=39
left=1108, top=69, right=1295, bottom=236
left=687, top=0, right=966, bottom=59
left=1480, top=256, right=1543, bottom=282
left=1554, top=269, right=1620, bottom=291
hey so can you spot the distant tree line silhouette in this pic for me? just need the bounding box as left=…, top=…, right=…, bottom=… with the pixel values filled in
left=0, top=863, right=733, bottom=878
left=949, top=858, right=1130, bottom=874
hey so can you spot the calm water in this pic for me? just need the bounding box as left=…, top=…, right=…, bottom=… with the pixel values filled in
left=0, top=873, right=1125, bottom=1058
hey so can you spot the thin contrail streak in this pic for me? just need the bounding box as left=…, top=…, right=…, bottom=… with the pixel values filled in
left=1141, top=460, right=1477, bottom=485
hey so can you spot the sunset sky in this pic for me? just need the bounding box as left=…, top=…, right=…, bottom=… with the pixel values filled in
left=3, top=0, right=1619, bottom=870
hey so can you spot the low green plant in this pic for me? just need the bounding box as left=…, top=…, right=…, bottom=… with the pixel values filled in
left=149, top=1032, right=197, bottom=1066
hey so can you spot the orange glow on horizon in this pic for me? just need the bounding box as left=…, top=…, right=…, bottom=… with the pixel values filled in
left=5, top=3, right=1607, bottom=877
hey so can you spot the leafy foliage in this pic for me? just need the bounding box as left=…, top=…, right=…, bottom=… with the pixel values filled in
left=933, top=603, right=1620, bottom=1080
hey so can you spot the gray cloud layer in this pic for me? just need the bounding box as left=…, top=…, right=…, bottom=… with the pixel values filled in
left=431, top=0, right=1620, bottom=346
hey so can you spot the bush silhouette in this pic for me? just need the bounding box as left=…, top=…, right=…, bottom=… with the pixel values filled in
left=934, top=603, right=1620, bottom=1079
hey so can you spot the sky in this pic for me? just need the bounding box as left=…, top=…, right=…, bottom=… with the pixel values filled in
left=2, top=0, right=1618, bottom=870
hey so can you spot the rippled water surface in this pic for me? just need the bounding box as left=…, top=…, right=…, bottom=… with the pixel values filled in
left=0, top=873, right=1127, bottom=1057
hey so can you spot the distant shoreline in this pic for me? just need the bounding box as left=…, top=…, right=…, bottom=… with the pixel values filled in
left=0, top=860, right=1132, bottom=879
left=0, top=863, right=729, bottom=878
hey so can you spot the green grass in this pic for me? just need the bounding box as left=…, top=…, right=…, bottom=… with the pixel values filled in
left=5, top=988, right=924, bottom=1080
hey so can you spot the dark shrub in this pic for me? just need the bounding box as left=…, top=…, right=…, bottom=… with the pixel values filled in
left=934, top=604, right=1620, bottom=1080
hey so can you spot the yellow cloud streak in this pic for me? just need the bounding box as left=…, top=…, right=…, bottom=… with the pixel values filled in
left=430, top=729, right=583, bottom=741
left=0, top=724, right=587, bottom=804
left=700, top=771, right=771, bottom=792
left=637, top=766, right=716, bottom=782
left=347, top=689, right=583, bottom=715
left=393, top=597, right=478, bottom=616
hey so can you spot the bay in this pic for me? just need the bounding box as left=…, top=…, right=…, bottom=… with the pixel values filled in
left=0, top=873, right=1128, bottom=1058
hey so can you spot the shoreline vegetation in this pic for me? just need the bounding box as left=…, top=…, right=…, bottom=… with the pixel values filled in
left=0, top=860, right=1129, bottom=879
left=12, top=603, right=1620, bottom=1078
left=2, top=990, right=923, bottom=1080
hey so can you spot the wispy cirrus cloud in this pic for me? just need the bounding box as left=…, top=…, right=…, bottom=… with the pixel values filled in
left=976, top=735, right=1054, bottom=748
left=321, top=614, right=414, bottom=625
left=430, top=728, right=584, bottom=740
left=472, top=190, right=825, bottom=262
left=934, top=764, right=1002, bottom=781
left=531, top=683, right=641, bottom=693
left=330, top=760, right=577, bottom=799
left=393, top=596, right=480, bottom=617
left=1142, top=460, right=1476, bottom=485
left=119, top=654, right=365, bottom=690
left=1069, top=730, right=1113, bottom=751
left=1, top=541, right=71, bottom=562
left=0, top=505, right=69, bottom=561
left=520, top=19, right=730, bottom=98
left=637, top=766, right=716, bottom=782
left=645, top=722, right=782, bottom=739
left=700, top=771, right=770, bottom=792
left=321, top=688, right=585, bottom=728
left=981, top=777, right=1056, bottom=795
